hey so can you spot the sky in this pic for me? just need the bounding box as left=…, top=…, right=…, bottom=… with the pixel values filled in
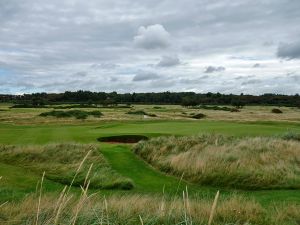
left=0, top=0, right=300, bottom=95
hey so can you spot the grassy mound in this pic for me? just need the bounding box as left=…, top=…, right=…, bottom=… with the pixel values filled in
left=98, top=135, right=148, bottom=143
left=0, top=143, right=134, bottom=190
left=1, top=193, right=300, bottom=225
left=126, top=110, right=157, bottom=117
left=133, top=135, right=300, bottom=190
left=39, top=110, right=103, bottom=119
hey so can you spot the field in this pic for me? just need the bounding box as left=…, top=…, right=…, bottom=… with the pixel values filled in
left=0, top=103, right=300, bottom=224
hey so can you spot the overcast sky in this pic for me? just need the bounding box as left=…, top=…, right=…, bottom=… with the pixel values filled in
left=0, top=0, right=300, bottom=94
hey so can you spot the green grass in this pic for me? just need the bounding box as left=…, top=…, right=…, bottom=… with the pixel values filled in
left=0, top=163, right=63, bottom=202
left=0, top=143, right=133, bottom=191
left=0, top=120, right=300, bottom=145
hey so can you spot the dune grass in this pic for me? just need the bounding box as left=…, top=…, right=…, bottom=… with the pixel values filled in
left=1, top=192, right=300, bottom=225
left=0, top=143, right=134, bottom=190
left=134, top=134, right=300, bottom=190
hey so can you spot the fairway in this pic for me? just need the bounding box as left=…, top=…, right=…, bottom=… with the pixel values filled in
left=1, top=120, right=300, bottom=145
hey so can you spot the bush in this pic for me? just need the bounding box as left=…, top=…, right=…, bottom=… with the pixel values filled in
left=281, top=131, right=300, bottom=141
left=271, top=108, right=283, bottom=113
left=39, top=110, right=103, bottom=119
left=230, top=108, right=240, bottom=112
left=191, top=113, right=206, bottom=119
left=126, top=110, right=147, bottom=115
left=192, top=105, right=239, bottom=112
left=89, top=110, right=103, bottom=117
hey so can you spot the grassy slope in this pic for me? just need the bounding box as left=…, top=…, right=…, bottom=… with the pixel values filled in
left=0, top=163, right=63, bottom=201
left=0, top=120, right=300, bottom=205
left=133, top=135, right=300, bottom=190
left=0, top=144, right=134, bottom=190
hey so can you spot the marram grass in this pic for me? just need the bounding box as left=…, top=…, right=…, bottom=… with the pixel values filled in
left=1, top=192, right=300, bottom=225
left=133, top=134, right=300, bottom=190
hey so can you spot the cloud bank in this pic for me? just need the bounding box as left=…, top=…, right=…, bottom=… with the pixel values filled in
left=0, top=0, right=300, bottom=94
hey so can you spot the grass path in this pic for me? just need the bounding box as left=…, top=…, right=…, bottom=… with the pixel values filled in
left=100, top=143, right=300, bottom=205
left=100, top=144, right=217, bottom=196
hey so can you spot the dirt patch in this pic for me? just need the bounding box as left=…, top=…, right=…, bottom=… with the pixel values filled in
left=97, top=135, right=148, bottom=143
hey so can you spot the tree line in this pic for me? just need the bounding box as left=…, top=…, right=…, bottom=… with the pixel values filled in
left=1, top=91, right=300, bottom=107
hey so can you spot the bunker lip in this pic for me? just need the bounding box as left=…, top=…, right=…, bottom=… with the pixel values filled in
left=97, top=135, right=148, bottom=144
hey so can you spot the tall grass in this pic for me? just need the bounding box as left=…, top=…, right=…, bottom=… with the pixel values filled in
left=133, top=134, right=300, bottom=190
left=1, top=144, right=300, bottom=225
left=1, top=192, right=300, bottom=225
left=0, top=143, right=134, bottom=190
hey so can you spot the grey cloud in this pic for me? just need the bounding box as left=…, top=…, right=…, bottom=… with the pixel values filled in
left=148, top=79, right=175, bottom=89
left=204, top=66, right=226, bottom=73
left=234, top=75, right=255, bottom=80
left=253, top=63, right=261, bottom=68
left=157, top=55, right=180, bottom=67
left=0, top=0, right=300, bottom=94
left=110, top=77, right=118, bottom=82
left=286, top=74, right=300, bottom=82
left=277, top=42, right=300, bottom=59
left=180, top=75, right=209, bottom=84
left=134, top=24, right=170, bottom=49
left=132, top=71, right=160, bottom=82
left=90, top=63, right=119, bottom=70
left=241, top=79, right=262, bottom=85
left=74, top=71, right=87, bottom=77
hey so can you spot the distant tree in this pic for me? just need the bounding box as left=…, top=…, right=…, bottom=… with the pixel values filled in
left=231, top=99, right=245, bottom=108
left=181, top=97, right=198, bottom=107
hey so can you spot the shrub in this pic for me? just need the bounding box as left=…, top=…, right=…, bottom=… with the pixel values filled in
left=271, top=108, right=283, bottom=113
left=88, top=110, right=103, bottom=117
left=39, top=110, right=103, bottom=119
left=126, top=110, right=147, bottom=115
left=281, top=131, right=300, bottom=141
left=230, top=108, right=240, bottom=112
left=192, top=105, right=239, bottom=112
left=191, top=113, right=206, bottom=119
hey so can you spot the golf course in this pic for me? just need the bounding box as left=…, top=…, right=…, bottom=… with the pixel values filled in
left=0, top=104, right=300, bottom=224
